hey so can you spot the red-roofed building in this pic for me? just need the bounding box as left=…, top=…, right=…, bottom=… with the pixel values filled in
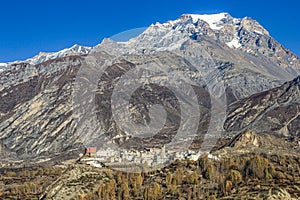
left=85, top=147, right=97, bottom=157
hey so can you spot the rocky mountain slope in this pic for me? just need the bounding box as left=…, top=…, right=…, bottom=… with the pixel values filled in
left=225, top=75, right=300, bottom=136
left=0, top=13, right=299, bottom=162
left=94, top=13, right=299, bottom=102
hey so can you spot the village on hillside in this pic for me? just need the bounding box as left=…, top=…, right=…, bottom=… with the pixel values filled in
left=80, top=145, right=218, bottom=171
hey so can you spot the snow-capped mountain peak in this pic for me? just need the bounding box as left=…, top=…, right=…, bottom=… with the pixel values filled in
left=188, top=13, right=229, bottom=30
left=25, top=44, right=92, bottom=65
left=93, top=12, right=298, bottom=70
left=1, top=12, right=297, bottom=70
left=95, top=12, right=242, bottom=54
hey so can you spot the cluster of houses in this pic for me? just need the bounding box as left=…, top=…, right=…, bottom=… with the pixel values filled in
left=81, top=145, right=209, bottom=169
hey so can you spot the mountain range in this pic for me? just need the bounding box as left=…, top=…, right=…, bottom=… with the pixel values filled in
left=0, top=12, right=299, bottom=164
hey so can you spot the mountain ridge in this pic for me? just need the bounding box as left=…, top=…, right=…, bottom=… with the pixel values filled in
left=0, top=12, right=300, bottom=163
left=0, top=13, right=299, bottom=68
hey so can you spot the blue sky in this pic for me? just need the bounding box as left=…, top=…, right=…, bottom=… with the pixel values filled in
left=0, top=0, right=299, bottom=62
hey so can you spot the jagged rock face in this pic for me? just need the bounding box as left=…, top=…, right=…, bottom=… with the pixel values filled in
left=0, top=13, right=300, bottom=160
left=228, top=130, right=260, bottom=148
left=225, top=130, right=296, bottom=149
left=225, top=76, right=300, bottom=136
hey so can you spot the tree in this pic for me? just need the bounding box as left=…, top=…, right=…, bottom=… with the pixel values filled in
left=121, top=182, right=130, bottom=200
left=152, top=182, right=162, bottom=199
left=108, top=180, right=116, bottom=199
left=188, top=171, right=198, bottom=184
left=204, top=165, right=215, bottom=180
left=117, top=172, right=123, bottom=185
left=228, top=169, right=242, bottom=186
left=174, top=167, right=184, bottom=185
left=166, top=172, right=172, bottom=187
left=143, top=185, right=150, bottom=200
left=97, top=184, right=106, bottom=199
left=135, top=173, right=143, bottom=189
left=244, top=155, right=269, bottom=179
left=225, top=180, right=232, bottom=195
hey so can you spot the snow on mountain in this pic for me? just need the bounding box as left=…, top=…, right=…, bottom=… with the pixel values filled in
left=25, top=44, right=91, bottom=65
left=95, top=12, right=244, bottom=54
left=189, top=13, right=228, bottom=30
left=92, top=12, right=299, bottom=80
left=96, top=11, right=297, bottom=71
left=1, top=13, right=276, bottom=66
left=3, top=12, right=298, bottom=70
left=226, top=34, right=242, bottom=49
left=1, top=12, right=300, bottom=162
left=0, top=63, right=7, bottom=72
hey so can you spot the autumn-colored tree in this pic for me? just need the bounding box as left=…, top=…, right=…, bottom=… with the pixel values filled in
left=173, top=167, right=184, bottom=185
left=244, top=155, right=269, bottom=179
left=117, top=171, right=123, bottom=185
left=228, top=169, right=242, bottom=186
left=152, top=182, right=162, bottom=199
left=78, top=194, right=90, bottom=200
left=274, top=171, right=285, bottom=180
left=225, top=180, right=232, bottom=195
left=108, top=179, right=116, bottom=199
left=204, top=165, right=215, bottom=180
left=188, top=171, right=198, bottom=184
left=264, top=168, right=272, bottom=180
left=97, top=184, right=106, bottom=199
left=143, top=185, right=150, bottom=200
left=106, top=169, right=113, bottom=179
left=198, top=155, right=211, bottom=170
left=135, top=173, right=143, bottom=189
left=166, top=172, right=172, bottom=187
left=5, top=172, right=17, bottom=177
left=121, top=182, right=130, bottom=200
